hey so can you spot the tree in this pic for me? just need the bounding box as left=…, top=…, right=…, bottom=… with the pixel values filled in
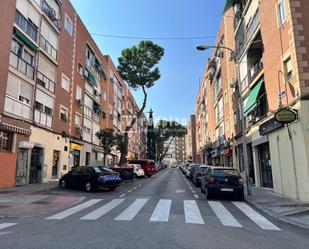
left=118, top=40, right=164, bottom=165
left=96, top=129, right=118, bottom=166
left=115, top=133, right=127, bottom=165
left=155, top=120, right=187, bottom=162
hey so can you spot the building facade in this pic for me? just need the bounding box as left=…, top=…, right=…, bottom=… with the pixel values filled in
left=195, top=0, right=309, bottom=201
left=185, top=114, right=197, bottom=162
left=0, top=0, right=146, bottom=188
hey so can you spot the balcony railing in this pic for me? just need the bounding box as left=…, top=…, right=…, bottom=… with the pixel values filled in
left=246, top=9, right=260, bottom=43
left=240, top=76, right=249, bottom=93
left=4, top=95, right=31, bottom=120
left=36, top=71, right=55, bottom=93
left=15, top=10, right=38, bottom=42
left=39, top=35, right=58, bottom=61
left=248, top=59, right=263, bottom=83
left=9, top=51, right=35, bottom=80
left=34, top=109, right=53, bottom=128
left=41, top=0, right=60, bottom=29
left=84, top=105, right=93, bottom=119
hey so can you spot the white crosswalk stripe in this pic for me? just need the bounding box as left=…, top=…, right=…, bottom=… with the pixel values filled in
left=0, top=223, right=17, bottom=230
left=114, top=198, right=149, bottom=221
left=46, top=199, right=102, bottom=220
left=150, top=199, right=171, bottom=222
left=233, top=202, right=281, bottom=231
left=208, top=201, right=242, bottom=228
left=80, top=199, right=124, bottom=220
left=184, top=200, right=205, bottom=224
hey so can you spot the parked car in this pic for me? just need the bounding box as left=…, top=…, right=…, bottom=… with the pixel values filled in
left=192, top=165, right=209, bottom=187
left=128, top=159, right=157, bottom=177
left=127, top=164, right=145, bottom=178
left=59, top=166, right=121, bottom=192
left=201, top=167, right=244, bottom=200
left=187, top=164, right=200, bottom=180
left=155, top=162, right=165, bottom=171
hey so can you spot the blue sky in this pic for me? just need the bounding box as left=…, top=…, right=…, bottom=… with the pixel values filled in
left=70, top=0, right=224, bottom=124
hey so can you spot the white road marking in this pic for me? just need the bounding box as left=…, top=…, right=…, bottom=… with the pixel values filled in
left=150, top=199, right=172, bottom=222
left=176, top=190, right=185, bottom=193
left=0, top=223, right=17, bottom=230
left=133, top=187, right=138, bottom=190
left=119, top=194, right=126, bottom=198
left=128, top=190, right=132, bottom=193
left=191, top=190, right=196, bottom=193
left=115, top=198, right=148, bottom=221
left=80, top=199, right=125, bottom=220
left=138, top=184, right=142, bottom=187
left=184, top=200, right=204, bottom=224
left=233, top=202, right=281, bottom=231
left=208, top=201, right=242, bottom=228
left=194, top=194, right=199, bottom=199
left=45, top=199, right=102, bottom=220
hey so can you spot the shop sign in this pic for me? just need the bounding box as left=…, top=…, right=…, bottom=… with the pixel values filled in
left=70, top=143, right=81, bottom=151
left=19, top=141, right=34, bottom=149
left=274, top=108, right=297, bottom=124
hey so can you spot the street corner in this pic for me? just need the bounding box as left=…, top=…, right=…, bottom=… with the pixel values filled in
left=0, top=195, right=86, bottom=219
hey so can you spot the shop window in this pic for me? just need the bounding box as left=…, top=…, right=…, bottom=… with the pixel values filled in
left=0, top=131, right=13, bottom=152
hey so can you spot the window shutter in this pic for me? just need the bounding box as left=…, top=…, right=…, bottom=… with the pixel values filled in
left=28, top=4, right=40, bottom=27
left=20, top=80, right=33, bottom=101
left=16, top=0, right=28, bottom=19
left=36, top=89, right=54, bottom=109
left=6, top=73, right=19, bottom=99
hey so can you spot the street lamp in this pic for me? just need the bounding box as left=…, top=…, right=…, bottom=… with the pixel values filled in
left=196, top=44, right=252, bottom=195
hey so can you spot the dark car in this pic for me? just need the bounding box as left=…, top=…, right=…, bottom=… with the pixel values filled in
left=187, top=164, right=200, bottom=180
left=192, top=165, right=209, bottom=187
left=128, top=159, right=157, bottom=177
left=201, top=167, right=244, bottom=200
left=59, top=166, right=121, bottom=192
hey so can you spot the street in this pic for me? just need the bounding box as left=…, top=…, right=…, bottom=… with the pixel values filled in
left=0, top=168, right=308, bottom=249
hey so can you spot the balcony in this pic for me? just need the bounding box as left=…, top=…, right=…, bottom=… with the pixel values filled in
left=15, top=10, right=38, bottom=42
left=4, top=95, right=31, bottom=120
left=9, top=51, right=35, bottom=80
left=246, top=8, right=260, bottom=44
left=248, top=59, right=263, bottom=83
left=39, top=35, right=58, bottom=61
left=37, top=71, right=55, bottom=93
left=34, top=109, right=53, bottom=128
left=41, top=0, right=60, bottom=29
left=84, top=105, right=93, bottom=119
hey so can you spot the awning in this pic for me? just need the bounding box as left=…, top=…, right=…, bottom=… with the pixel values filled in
left=93, top=99, right=105, bottom=114
left=85, top=68, right=97, bottom=87
left=94, top=57, right=105, bottom=75
left=244, top=79, right=264, bottom=116
left=14, top=28, right=39, bottom=53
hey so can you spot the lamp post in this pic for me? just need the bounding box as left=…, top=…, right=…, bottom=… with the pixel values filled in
left=196, top=44, right=252, bottom=195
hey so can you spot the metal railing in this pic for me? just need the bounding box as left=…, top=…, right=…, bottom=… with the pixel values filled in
left=5, top=95, right=31, bottom=120
left=248, top=59, right=263, bottom=83
left=36, top=71, right=55, bottom=93
left=246, top=8, right=260, bottom=43
left=39, top=35, right=58, bottom=61
left=84, top=105, right=93, bottom=119
left=15, top=10, right=38, bottom=42
left=9, top=51, right=35, bottom=80
left=41, top=0, right=60, bottom=29
left=34, top=109, right=53, bottom=128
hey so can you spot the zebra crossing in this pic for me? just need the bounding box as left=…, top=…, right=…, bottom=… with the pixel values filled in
left=45, top=198, right=281, bottom=231
left=0, top=223, right=17, bottom=231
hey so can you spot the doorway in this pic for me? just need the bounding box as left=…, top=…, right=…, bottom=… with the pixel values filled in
left=29, top=147, right=43, bottom=184
left=16, top=149, right=28, bottom=185
left=258, top=142, right=273, bottom=188
left=52, top=150, right=60, bottom=179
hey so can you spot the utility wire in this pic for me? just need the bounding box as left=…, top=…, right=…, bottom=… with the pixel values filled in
left=90, top=33, right=217, bottom=40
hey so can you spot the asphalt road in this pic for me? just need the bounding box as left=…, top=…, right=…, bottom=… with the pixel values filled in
left=1, top=168, right=309, bottom=249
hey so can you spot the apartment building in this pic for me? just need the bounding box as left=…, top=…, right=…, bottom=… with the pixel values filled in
left=175, top=136, right=186, bottom=163
left=196, top=0, right=309, bottom=201
left=0, top=0, right=146, bottom=188
left=185, top=114, right=197, bottom=162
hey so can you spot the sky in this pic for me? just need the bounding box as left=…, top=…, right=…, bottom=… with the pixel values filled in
left=70, top=0, right=225, bottom=124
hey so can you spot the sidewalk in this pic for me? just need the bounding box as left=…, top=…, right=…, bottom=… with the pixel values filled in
left=246, top=186, right=309, bottom=229
left=0, top=182, right=85, bottom=218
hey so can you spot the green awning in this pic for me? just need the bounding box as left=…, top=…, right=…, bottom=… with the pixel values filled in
left=14, top=28, right=38, bottom=52
left=244, top=79, right=264, bottom=116
left=85, top=68, right=97, bottom=87
left=93, top=99, right=105, bottom=114
left=223, top=0, right=241, bottom=13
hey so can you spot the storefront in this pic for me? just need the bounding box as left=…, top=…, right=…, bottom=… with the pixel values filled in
left=70, top=142, right=82, bottom=168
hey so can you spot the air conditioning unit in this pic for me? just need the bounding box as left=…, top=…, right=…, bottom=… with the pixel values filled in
left=83, top=69, right=89, bottom=78
left=76, top=99, right=83, bottom=106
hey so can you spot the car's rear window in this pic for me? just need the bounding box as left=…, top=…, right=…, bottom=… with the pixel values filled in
left=212, top=169, right=240, bottom=177
left=198, top=167, right=208, bottom=173
left=94, top=166, right=114, bottom=174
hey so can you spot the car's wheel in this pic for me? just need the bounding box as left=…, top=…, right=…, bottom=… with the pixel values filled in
left=60, top=179, right=66, bottom=188
left=85, top=182, right=93, bottom=192
left=134, top=173, right=138, bottom=178
left=109, top=186, right=116, bottom=191
left=147, top=174, right=152, bottom=178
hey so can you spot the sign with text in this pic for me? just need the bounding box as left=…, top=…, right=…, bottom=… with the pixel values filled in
left=274, top=108, right=297, bottom=124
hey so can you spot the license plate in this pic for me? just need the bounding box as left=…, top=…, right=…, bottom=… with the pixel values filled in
left=221, top=188, right=233, bottom=192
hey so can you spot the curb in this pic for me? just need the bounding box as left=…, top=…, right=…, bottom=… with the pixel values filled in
left=245, top=197, right=309, bottom=230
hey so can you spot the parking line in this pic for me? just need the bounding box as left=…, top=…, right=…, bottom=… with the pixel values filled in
left=119, top=194, right=126, bottom=198
left=46, top=199, right=102, bottom=220
left=128, top=190, right=132, bottom=193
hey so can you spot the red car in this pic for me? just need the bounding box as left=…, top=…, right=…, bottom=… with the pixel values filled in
left=128, top=159, right=157, bottom=177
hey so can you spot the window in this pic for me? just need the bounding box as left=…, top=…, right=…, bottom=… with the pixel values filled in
left=64, top=14, right=73, bottom=36
left=61, top=73, right=70, bottom=92
left=0, top=131, right=13, bottom=152
left=284, top=57, right=293, bottom=81
left=77, top=63, right=83, bottom=75
left=278, top=0, right=286, bottom=26
left=75, top=113, right=82, bottom=126
left=60, top=106, right=68, bottom=122
left=86, top=46, right=95, bottom=68
left=76, top=85, right=82, bottom=100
